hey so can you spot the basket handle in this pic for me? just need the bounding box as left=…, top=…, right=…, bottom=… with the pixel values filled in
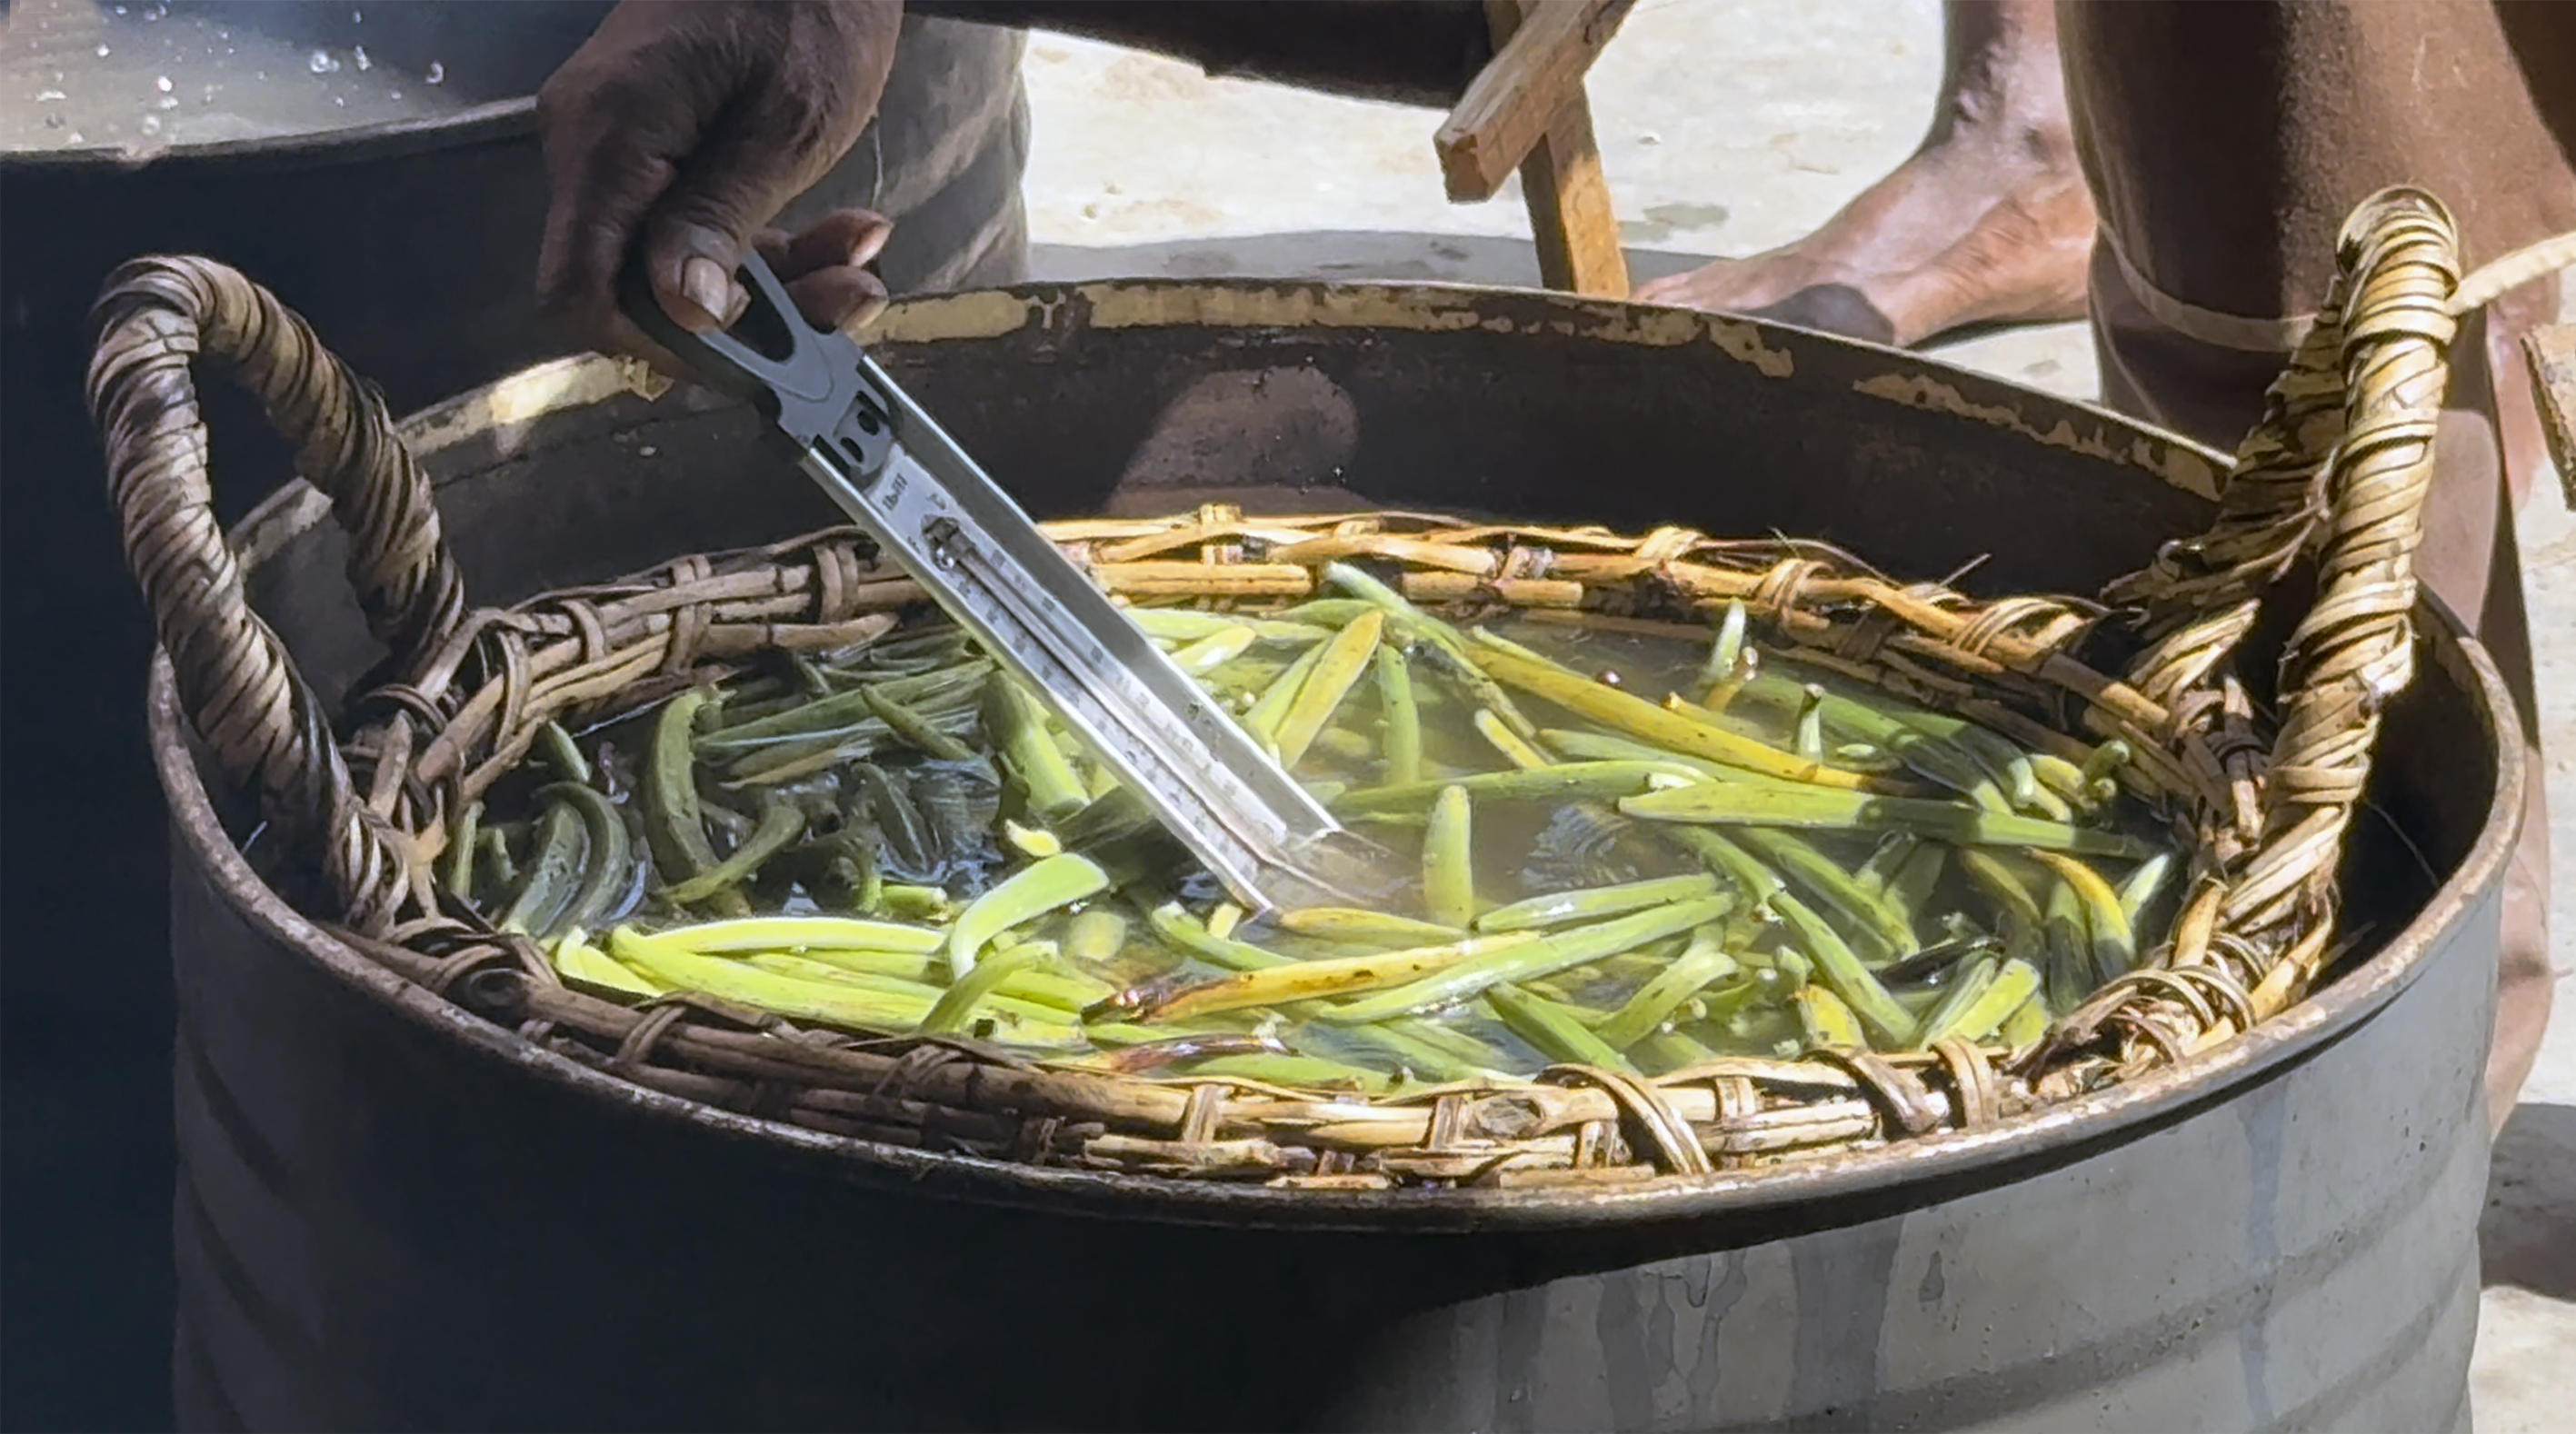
left=2107, top=188, right=2461, bottom=998
left=87, top=255, right=467, bottom=930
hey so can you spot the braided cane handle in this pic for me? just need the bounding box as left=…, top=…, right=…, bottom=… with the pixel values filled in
left=2106, top=188, right=2461, bottom=1001
left=87, top=255, right=467, bottom=931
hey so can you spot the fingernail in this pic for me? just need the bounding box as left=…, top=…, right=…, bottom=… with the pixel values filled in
left=852, top=220, right=894, bottom=267
left=681, top=255, right=736, bottom=325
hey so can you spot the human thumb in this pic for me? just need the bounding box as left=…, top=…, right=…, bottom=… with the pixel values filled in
left=640, top=133, right=804, bottom=333
left=643, top=212, right=757, bottom=335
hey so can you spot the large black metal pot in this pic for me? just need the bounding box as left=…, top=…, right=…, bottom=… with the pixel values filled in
left=159, top=281, right=2521, bottom=1431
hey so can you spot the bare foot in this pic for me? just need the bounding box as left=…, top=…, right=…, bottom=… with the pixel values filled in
left=1634, top=0, right=2095, bottom=348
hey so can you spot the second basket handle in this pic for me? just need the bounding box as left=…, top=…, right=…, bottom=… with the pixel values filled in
left=2105, top=188, right=2461, bottom=1002
left=87, top=255, right=468, bottom=931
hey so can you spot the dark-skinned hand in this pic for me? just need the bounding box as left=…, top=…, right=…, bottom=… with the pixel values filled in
left=535, top=0, right=904, bottom=373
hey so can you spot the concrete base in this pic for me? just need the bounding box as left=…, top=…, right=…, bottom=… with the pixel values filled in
left=1013, top=2, right=2576, bottom=1426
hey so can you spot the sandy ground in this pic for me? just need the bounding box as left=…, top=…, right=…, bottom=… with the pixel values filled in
left=1010, top=1, right=2576, bottom=1426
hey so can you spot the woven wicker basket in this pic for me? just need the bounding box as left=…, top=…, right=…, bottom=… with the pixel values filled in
left=88, top=188, right=2467, bottom=1190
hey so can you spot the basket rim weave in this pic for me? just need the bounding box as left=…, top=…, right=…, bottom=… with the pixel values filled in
left=145, top=628, right=2523, bottom=1228
left=95, top=188, right=2482, bottom=1200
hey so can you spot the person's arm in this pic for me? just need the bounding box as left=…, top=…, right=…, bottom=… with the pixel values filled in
left=909, top=1, right=1494, bottom=108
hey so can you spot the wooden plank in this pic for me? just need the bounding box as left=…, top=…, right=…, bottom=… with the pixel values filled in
left=1433, top=0, right=1634, bottom=203
left=1515, top=90, right=1630, bottom=296
left=2525, top=324, right=2576, bottom=508
left=1488, top=0, right=1629, bottom=297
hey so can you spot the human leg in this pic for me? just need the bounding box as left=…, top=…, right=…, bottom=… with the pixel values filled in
left=1633, top=0, right=2094, bottom=347
left=2062, top=0, right=2571, bottom=1132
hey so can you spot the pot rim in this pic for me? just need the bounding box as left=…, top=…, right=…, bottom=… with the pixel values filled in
left=149, top=282, right=2528, bottom=1235
left=0, top=96, right=533, bottom=174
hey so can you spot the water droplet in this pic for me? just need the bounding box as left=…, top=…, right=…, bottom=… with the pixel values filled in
left=424, top=61, right=444, bottom=85
left=95, top=44, right=112, bottom=57
left=354, top=45, right=371, bottom=71
left=66, top=131, right=85, bottom=144
left=310, top=49, right=342, bottom=75
left=156, top=75, right=175, bottom=93
left=158, top=95, right=179, bottom=110
left=387, top=88, right=403, bottom=100
left=112, top=4, right=127, bottom=14
left=638, top=445, right=659, bottom=458
left=352, top=6, right=363, bottom=20
left=44, top=114, right=65, bottom=129
left=140, top=115, right=163, bottom=136
left=334, top=95, right=345, bottom=106
left=255, top=70, right=268, bottom=82
left=35, top=88, right=66, bottom=103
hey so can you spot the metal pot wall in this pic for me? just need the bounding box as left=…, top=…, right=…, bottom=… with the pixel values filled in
left=161, top=281, right=2521, bottom=1431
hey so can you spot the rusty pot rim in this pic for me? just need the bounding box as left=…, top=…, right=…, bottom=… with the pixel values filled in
left=150, top=282, right=2529, bottom=1234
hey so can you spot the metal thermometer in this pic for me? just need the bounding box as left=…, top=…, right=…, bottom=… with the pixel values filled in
left=622, top=254, right=1381, bottom=913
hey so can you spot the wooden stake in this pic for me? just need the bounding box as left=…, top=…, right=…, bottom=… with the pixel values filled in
left=1434, top=0, right=1634, bottom=298
left=2521, top=323, right=2576, bottom=508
